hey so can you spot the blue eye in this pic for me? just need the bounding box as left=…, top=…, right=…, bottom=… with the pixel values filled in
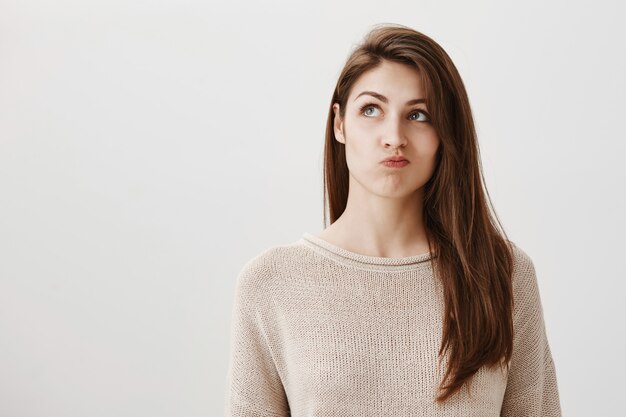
left=409, top=110, right=430, bottom=122
left=359, top=102, right=431, bottom=123
left=359, top=104, right=381, bottom=117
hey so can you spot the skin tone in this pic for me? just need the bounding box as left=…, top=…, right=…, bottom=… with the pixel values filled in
left=316, top=60, right=441, bottom=258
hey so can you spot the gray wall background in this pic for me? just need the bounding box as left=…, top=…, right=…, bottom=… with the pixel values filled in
left=1, top=0, right=624, bottom=416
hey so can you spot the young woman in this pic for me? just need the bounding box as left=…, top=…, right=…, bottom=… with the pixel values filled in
left=225, top=23, right=562, bottom=416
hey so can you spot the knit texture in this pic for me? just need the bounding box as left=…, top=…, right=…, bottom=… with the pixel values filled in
left=224, top=233, right=562, bottom=416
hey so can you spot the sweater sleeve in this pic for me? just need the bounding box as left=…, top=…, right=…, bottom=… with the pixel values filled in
left=500, top=247, right=562, bottom=416
left=224, top=261, right=290, bottom=417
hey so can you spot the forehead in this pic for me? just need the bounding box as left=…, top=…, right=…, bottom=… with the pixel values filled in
left=349, top=61, right=425, bottom=102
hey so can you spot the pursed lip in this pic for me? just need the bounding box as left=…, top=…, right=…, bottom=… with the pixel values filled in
left=381, top=155, right=409, bottom=163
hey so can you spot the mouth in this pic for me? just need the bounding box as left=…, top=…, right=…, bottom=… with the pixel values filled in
left=381, top=159, right=409, bottom=168
left=381, top=155, right=409, bottom=162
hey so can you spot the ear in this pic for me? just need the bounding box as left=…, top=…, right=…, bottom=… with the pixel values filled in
left=332, top=103, right=345, bottom=144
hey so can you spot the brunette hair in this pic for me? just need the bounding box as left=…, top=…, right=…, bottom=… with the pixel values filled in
left=322, top=23, right=516, bottom=403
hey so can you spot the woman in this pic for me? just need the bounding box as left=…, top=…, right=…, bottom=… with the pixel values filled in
left=224, top=23, right=562, bottom=416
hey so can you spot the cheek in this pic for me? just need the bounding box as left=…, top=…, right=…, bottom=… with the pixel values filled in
left=344, top=142, right=380, bottom=179
left=344, top=141, right=371, bottom=171
left=344, top=124, right=373, bottom=158
left=419, top=132, right=440, bottom=157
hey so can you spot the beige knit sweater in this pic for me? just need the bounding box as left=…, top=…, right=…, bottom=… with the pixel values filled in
left=224, top=232, right=562, bottom=416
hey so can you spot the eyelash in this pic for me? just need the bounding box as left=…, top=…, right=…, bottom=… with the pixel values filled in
left=358, top=103, right=431, bottom=122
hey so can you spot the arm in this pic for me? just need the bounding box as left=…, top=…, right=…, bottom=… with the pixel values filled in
left=500, top=247, right=562, bottom=416
left=224, top=262, right=290, bottom=417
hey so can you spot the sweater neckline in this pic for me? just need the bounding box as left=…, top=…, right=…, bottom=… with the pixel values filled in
left=299, top=232, right=435, bottom=271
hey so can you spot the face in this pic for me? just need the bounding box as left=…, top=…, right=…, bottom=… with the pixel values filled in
left=333, top=60, right=440, bottom=199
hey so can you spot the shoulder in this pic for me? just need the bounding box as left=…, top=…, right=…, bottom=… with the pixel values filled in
left=237, top=241, right=304, bottom=281
left=505, top=240, right=543, bottom=314
left=507, top=240, right=537, bottom=279
left=233, top=241, right=305, bottom=304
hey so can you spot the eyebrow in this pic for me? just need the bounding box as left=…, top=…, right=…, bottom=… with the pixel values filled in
left=354, top=90, right=426, bottom=105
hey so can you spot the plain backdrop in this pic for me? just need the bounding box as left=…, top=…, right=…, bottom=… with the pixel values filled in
left=1, top=0, right=624, bottom=416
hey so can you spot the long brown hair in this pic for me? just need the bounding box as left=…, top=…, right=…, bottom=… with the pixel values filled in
left=322, top=23, right=516, bottom=403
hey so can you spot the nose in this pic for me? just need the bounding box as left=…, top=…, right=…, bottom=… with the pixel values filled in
left=383, top=113, right=408, bottom=149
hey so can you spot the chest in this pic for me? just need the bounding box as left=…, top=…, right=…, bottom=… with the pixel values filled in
left=266, top=276, right=508, bottom=416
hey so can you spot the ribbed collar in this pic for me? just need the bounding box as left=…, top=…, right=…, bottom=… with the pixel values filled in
left=299, top=232, right=435, bottom=272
